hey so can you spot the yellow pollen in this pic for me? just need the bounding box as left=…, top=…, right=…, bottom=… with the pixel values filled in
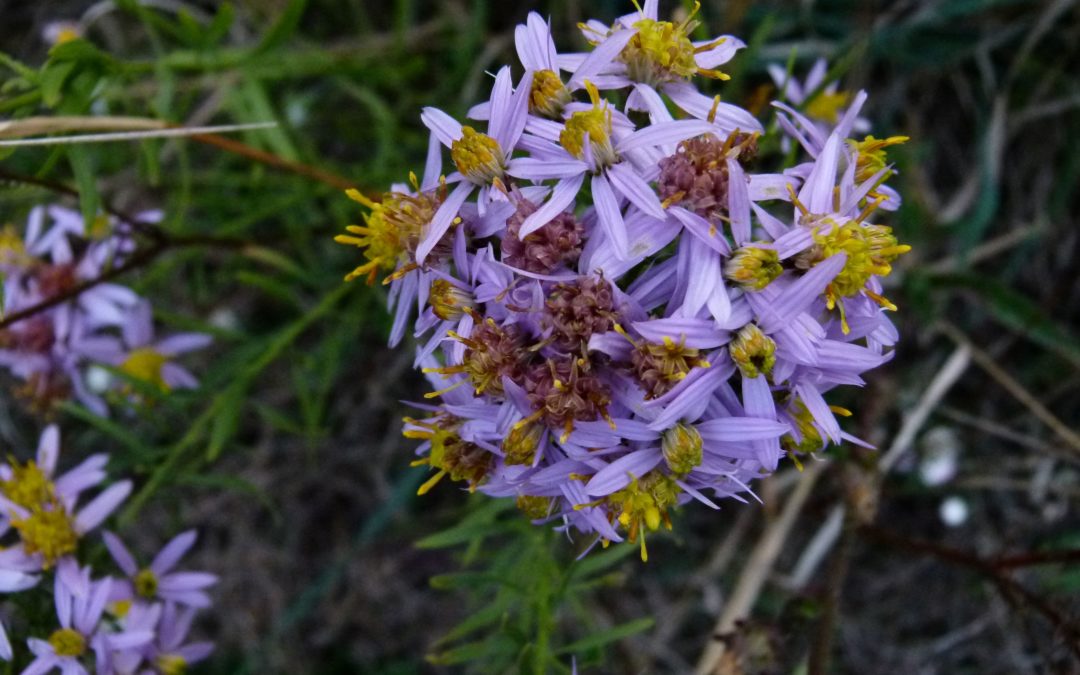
left=620, top=4, right=727, bottom=85
left=730, top=324, right=777, bottom=379
left=605, top=472, right=680, bottom=562
left=451, top=127, right=505, bottom=185
left=135, top=568, right=159, bottom=599
left=1, top=458, right=55, bottom=509
left=781, top=398, right=823, bottom=458
left=661, top=423, right=703, bottom=476
left=529, top=69, right=571, bottom=119
left=804, top=91, right=851, bottom=124
left=516, top=494, right=552, bottom=520
left=109, top=599, right=132, bottom=618
left=808, top=220, right=910, bottom=325
left=156, top=654, right=189, bottom=675
left=119, top=347, right=170, bottom=392
left=724, top=247, right=783, bottom=290
left=48, top=628, right=86, bottom=658
left=13, top=503, right=77, bottom=567
left=338, top=180, right=444, bottom=284
left=560, top=83, right=616, bottom=166
left=0, top=225, right=29, bottom=267
left=849, top=135, right=909, bottom=187
left=632, top=335, right=709, bottom=399
left=428, top=279, right=476, bottom=321
left=88, top=214, right=112, bottom=240
left=502, top=421, right=544, bottom=466
left=406, top=417, right=493, bottom=494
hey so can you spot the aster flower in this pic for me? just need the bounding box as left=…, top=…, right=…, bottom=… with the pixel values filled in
left=507, top=81, right=716, bottom=259
left=0, top=425, right=131, bottom=571
left=103, top=531, right=217, bottom=609
left=140, top=603, right=213, bottom=675
left=0, top=206, right=188, bottom=416
left=23, top=569, right=152, bottom=675
left=769, top=58, right=870, bottom=136
left=563, top=1, right=762, bottom=133
left=74, top=300, right=211, bottom=403
left=417, top=65, right=533, bottom=263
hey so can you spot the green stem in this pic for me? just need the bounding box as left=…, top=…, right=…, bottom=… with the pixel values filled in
left=116, top=282, right=351, bottom=525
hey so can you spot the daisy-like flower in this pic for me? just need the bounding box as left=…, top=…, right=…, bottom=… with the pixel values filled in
left=335, top=133, right=454, bottom=347
left=141, top=603, right=214, bottom=675
left=103, top=531, right=217, bottom=609
left=417, top=66, right=534, bottom=263
left=75, top=300, right=211, bottom=403
left=23, top=569, right=152, bottom=675
left=769, top=58, right=870, bottom=135
left=0, top=425, right=131, bottom=571
left=42, top=21, right=83, bottom=45
left=507, top=80, right=717, bottom=258
left=0, top=205, right=205, bottom=418
left=563, top=0, right=762, bottom=133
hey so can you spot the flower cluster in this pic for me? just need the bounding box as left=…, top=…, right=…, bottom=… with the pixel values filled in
left=337, top=2, right=910, bottom=559
left=0, top=425, right=215, bottom=673
left=0, top=206, right=211, bottom=417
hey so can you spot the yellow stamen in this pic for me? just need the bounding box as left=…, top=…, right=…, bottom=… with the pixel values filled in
left=417, top=469, right=447, bottom=495
left=47, top=628, right=86, bottom=658
left=451, top=127, right=505, bottom=185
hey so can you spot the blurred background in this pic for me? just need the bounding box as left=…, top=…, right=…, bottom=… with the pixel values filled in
left=0, top=0, right=1078, bottom=672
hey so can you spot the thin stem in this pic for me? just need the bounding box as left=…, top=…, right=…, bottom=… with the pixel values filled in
left=0, top=234, right=245, bottom=331
left=186, top=131, right=355, bottom=191
left=861, top=525, right=1080, bottom=659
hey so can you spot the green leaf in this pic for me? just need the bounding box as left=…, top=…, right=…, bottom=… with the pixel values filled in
left=67, top=145, right=99, bottom=227
left=414, top=499, right=516, bottom=549
left=568, top=542, right=636, bottom=582
left=40, top=61, right=76, bottom=107
left=255, top=0, right=309, bottom=55
left=426, top=640, right=499, bottom=666
left=206, top=3, right=237, bottom=46
left=58, top=402, right=150, bottom=457
left=554, top=617, right=655, bottom=656
left=0, top=51, right=38, bottom=80
left=932, top=272, right=1080, bottom=368
left=242, top=244, right=306, bottom=279
left=47, top=38, right=117, bottom=68
left=434, top=596, right=512, bottom=645
left=206, top=381, right=247, bottom=461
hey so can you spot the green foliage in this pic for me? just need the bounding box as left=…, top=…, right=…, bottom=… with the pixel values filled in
left=419, top=498, right=650, bottom=674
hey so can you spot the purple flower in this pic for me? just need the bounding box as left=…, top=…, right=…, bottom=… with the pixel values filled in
left=103, top=531, right=217, bottom=609
left=417, top=66, right=533, bottom=263
left=23, top=569, right=152, bottom=675
left=563, top=2, right=761, bottom=133
left=74, top=300, right=211, bottom=400
left=0, top=425, right=131, bottom=571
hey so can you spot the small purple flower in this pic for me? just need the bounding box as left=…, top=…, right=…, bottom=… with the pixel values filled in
left=103, top=530, right=217, bottom=609
left=75, top=300, right=211, bottom=400
left=23, top=569, right=152, bottom=675
left=0, top=425, right=132, bottom=572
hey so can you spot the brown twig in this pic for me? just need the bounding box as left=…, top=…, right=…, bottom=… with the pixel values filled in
left=807, top=502, right=856, bottom=675
left=0, top=233, right=246, bottom=331
left=861, top=525, right=1080, bottom=659
left=939, top=322, right=1080, bottom=457
left=992, top=549, right=1080, bottom=570
left=695, top=461, right=828, bottom=675
left=186, top=131, right=355, bottom=191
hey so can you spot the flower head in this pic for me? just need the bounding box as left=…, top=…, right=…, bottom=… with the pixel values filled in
left=338, top=1, right=910, bottom=558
